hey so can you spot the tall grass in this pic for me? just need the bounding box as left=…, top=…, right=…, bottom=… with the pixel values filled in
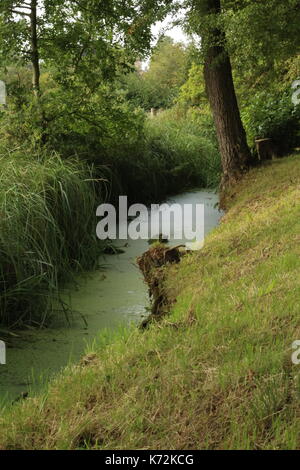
left=105, top=108, right=221, bottom=205
left=0, top=147, right=102, bottom=327
left=145, top=108, right=221, bottom=189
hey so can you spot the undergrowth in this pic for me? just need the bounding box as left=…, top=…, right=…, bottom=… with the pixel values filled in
left=0, top=155, right=299, bottom=449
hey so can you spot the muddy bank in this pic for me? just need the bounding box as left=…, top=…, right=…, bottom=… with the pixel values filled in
left=137, top=244, right=187, bottom=327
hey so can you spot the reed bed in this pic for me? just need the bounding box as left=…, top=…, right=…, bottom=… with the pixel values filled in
left=0, top=147, right=102, bottom=327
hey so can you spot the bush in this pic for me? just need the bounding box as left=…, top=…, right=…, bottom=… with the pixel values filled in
left=242, top=89, right=300, bottom=154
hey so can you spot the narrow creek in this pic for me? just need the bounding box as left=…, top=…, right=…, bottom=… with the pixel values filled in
left=0, top=190, right=222, bottom=404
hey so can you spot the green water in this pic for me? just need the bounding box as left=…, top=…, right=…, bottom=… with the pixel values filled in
left=0, top=191, right=222, bottom=403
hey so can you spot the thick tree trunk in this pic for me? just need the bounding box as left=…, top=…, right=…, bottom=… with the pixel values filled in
left=30, top=0, right=40, bottom=97
left=203, top=0, right=251, bottom=186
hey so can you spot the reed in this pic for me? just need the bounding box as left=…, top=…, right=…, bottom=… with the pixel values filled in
left=0, top=146, right=102, bottom=326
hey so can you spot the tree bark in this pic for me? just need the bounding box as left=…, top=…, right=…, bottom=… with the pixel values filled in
left=202, top=0, right=251, bottom=186
left=29, top=0, right=48, bottom=144
left=30, top=0, right=40, bottom=97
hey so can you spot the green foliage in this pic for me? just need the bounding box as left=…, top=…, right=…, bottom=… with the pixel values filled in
left=242, top=88, right=300, bottom=154
left=0, top=1, right=173, bottom=77
left=0, top=147, right=102, bottom=326
left=0, top=66, right=145, bottom=160
left=284, top=54, right=300, bottom=87
left=2, top=155, right=300, bottom=449
left=144, top=107, right=221, bottom=189
left=144, top=37, right=190, bottom=108
left=224, top=0, right=300, bottom=76
left=177, top=63, right=206, bottom=108
left=122, top=36, right=190, bottom=110
left=0, top=61, right=221, bottom=206
left=85, top=107, right=220, bottom=205
left=0, top=1, right=175, bottom=148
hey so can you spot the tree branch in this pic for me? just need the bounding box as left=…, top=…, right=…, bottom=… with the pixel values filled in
left=10, top=9, right=31, bottom=17
left=17, top=4, right=32, bottom=10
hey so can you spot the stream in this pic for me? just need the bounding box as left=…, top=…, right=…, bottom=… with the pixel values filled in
left=0, top=190, right=222, bottom=404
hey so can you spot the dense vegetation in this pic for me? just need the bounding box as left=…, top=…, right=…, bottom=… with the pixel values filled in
left=0, top=2, right=299, bottom=328
left=0, top=5, right=222, bottom=326
left=0, top=147, right=102, bottom=327
left=1, top=154, right=300, bottom=449
left=0, top=0, right=300, bottom=450
left=0, top=57, right=220, bottom=326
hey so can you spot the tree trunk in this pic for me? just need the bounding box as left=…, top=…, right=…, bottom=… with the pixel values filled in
left=203, top=0, right=251, bottom=186
left=30, top=0, right=40, bottom=97
left=29, top=0, right=48, bottom=144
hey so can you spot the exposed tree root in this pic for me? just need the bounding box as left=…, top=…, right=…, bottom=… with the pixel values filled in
left=137, top=243, right=186, bottom=328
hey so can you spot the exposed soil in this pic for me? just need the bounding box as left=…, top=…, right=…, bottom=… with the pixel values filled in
left=137, top=243, right=186, bottom=327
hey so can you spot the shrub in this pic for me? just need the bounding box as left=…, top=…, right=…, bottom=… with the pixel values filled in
left=242, top=89, right=300, bottom=154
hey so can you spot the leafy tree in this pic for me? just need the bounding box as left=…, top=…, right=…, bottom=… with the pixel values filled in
left=0, top=0, right=173, bottom=146
left=177, top=63, right=206, bottom=108
left=0, top=1, right=173, bottom=90
left=143, top=36, right=190, bottom=109
left=185, top=0, right=251, bottom=185
left=224, top=1, right=300, bottom=153
left=122, top=36, right=190, bottom=110
left=224, top=0, right=300, bottom=85
left=181, top=0, right=300, bottom=183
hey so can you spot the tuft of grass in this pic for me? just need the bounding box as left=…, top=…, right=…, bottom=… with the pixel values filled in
left=1, top=155, right=300, bottom=449
left=0, top=146, right=103, bottom=327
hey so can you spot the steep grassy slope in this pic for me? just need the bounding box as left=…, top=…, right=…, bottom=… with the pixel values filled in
left=0, top=155, right=300, bottom=449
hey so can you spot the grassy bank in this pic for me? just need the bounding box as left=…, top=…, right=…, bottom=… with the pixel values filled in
left=0, top=147, right=101, bottom=327
left=1, top=154, right=300, bottom=449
